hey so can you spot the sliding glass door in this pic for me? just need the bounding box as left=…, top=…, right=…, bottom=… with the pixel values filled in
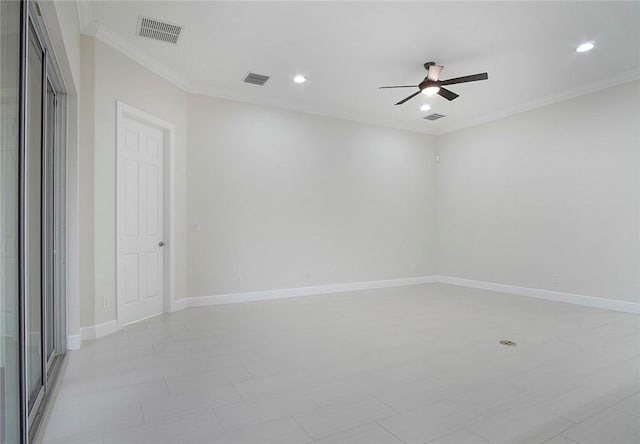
left=44, top=81, right=56, bottom=370
left=24, top=2, right=67, bottom=438
left=1, top=1, right=67, bottom=441
left=25, top=21, right=44, bottom=417
left=0, top=1, right=22, bottom=442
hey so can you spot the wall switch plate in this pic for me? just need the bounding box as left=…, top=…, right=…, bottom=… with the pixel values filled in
left=103, top=296, right=109, bottom=308
left=192, top=223, right=201, bottom=232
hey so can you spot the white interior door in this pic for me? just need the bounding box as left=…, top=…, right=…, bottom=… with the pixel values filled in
left=117, top=116, right=164, bottom=326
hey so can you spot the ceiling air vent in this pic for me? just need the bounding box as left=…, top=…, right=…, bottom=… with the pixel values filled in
left=424, top=113, right=446, bottom=121
left=243, top=73, right=270, bottom=86
left=137, top=16, right=182, bottom=44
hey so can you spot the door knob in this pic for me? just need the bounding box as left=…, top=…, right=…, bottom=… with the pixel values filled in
left=158, top=241, right=165, bottom=247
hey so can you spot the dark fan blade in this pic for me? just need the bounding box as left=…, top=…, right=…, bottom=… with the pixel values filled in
left=438, top=87, right=459, bottom=101
left=427, top=64, right=443, bottom=81
left=379, top=85, right=418, bottom=89
left=440, top=72, right=488, bottom=86
left=395, top=90, right=422, bottom=105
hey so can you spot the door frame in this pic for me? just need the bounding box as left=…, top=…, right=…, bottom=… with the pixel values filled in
left=116, top=101, right=175, bottom=328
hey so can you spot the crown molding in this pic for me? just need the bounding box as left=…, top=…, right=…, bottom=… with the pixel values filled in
left=84, top=21, right=190, bottom=91
left=188, top=83, right=437, bottom=136
left=83, top=21, right=436, bottom=135
left=436, top=68, right=640, bottom=135
left=83, top=21, right=640, bottom=137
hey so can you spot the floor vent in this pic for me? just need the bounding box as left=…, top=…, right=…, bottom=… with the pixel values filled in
left=424, top=113, right=446, bottom=121
left=137, top=16, right=182, bottom=44
left=243, top=73, right=270, bottom=86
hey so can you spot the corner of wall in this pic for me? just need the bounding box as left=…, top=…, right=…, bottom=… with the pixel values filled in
left=79, top=35, right=96, bottom=328
left=433, top=133, right=441, bottom=276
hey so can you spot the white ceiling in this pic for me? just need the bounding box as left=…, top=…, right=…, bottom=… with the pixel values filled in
left=83, top=1, right=640, bottom=134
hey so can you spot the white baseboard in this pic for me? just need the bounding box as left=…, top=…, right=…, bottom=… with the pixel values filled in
left=74, top=274, right=638, bottom=346
left=435, top=275, right=640, bottom=314
left=171, top=298, right=188, bottom=312
left=66, top=335, right=81, bottom=350
left=79, top=319, right=119, bottom=341
left=184, top=275, right=436, bottom=308
left=72, top=276, right=434, bottom=346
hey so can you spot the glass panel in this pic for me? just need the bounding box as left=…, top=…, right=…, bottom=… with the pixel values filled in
left=45, top=83, right=54, bottom=363
left=25, top=26, right=43, bottom=412
left=53, top=95, right=65, bottom=355
left=0, top=1, right=22, bottom=442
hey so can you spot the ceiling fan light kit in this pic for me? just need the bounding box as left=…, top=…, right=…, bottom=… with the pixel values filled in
left=380, top=61, right=488, bottom=106
left=421, top=83, right=440, bottom=96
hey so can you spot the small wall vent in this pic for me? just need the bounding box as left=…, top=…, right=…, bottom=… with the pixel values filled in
left=424, top=113, right=446, bottom=121
left=137, top=16, right=182, bottom=44
left=243, top=73, right=270, bottom=86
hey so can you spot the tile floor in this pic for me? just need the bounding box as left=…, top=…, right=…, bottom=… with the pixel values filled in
left=37, top=283, right=640, bottom=443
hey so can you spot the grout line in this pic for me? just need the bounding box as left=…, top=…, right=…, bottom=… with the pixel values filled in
left=372, top=396, right=401, bottom=414
left=375, top=420, right=408, bottom=444
left=462, top=428, right=492, bottom=444
left=289, top=415, right=315, bottom=442
left=557, top=434, right=580, bottom=443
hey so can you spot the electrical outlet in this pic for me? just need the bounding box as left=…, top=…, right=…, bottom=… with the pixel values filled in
left=103, top=296, right=109, bottom=308
left=192, top=223, right=201, bottom=232
left=552, top=273, right=560, bottom=284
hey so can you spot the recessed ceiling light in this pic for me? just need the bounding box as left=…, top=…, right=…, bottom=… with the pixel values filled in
left=420, top=104, right=431, bottom=112
left=293, top=74, right=306, bottom=84
left=576, top=42, right=595, bottom=53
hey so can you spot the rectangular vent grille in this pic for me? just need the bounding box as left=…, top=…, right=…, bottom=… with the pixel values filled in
left=137, top=16, right=182, bottom=44
left=424, top=113, right=446, bottom=121
left=243, top=73, right=270, bottom=86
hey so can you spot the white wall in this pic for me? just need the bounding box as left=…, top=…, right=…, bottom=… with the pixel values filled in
left=437, top=80, right=640, bottom=303
left=187, top=95, right=438, bottom=297
left=78, top=36, right=94, bottom=327
left=76, top=32, right=638, bottom=332
left=80, top=37, right=189, bottom=327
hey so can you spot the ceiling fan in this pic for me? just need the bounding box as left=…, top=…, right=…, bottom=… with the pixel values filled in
left=380, top=62, right=488, bottom=105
